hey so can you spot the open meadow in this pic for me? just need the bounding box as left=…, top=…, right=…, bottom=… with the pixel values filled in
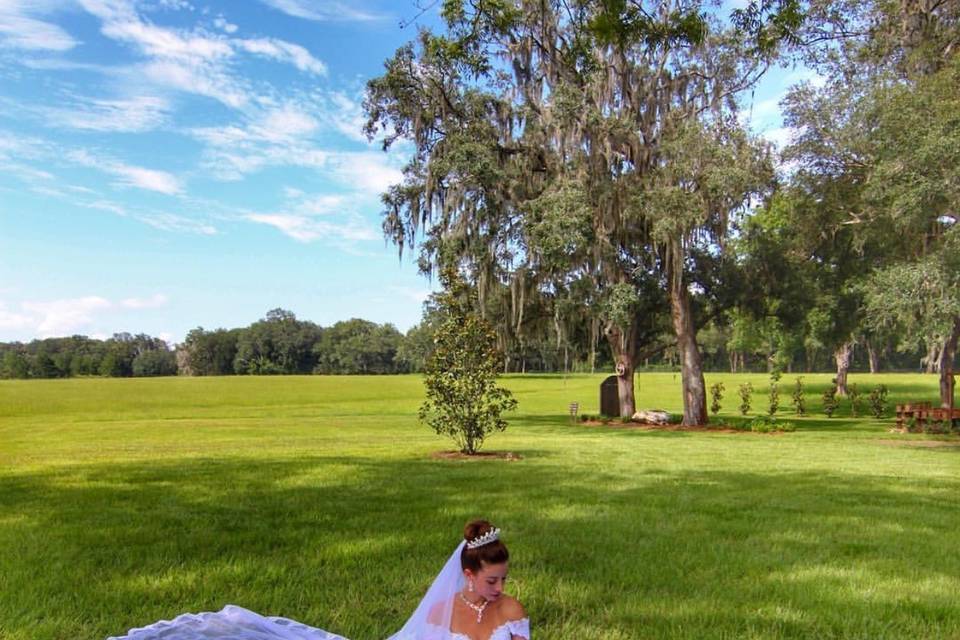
left=1, top=373, right=959, bottom=640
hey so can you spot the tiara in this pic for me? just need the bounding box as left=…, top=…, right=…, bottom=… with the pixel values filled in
left=466, top=527, right=500, bottom=549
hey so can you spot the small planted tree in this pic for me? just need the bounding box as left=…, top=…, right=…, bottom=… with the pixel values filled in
left=792, top=377, right=806, bottom=416
left=738, top=382, right=754, bottom=416
left=710, top=382, right=725, bottom=416
left=848, top=383, right=862, bottom=418
left=768, top=370, right=782, bottom=416
left=822, top=379, right=839, bottom=417
left=869, top=384, right=889, bottom=418
left=420, top=268, right=517, bottom=454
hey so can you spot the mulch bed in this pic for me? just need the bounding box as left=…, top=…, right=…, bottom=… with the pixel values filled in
left=431, top=451, right=523, bottom=461
left=578, top=420, right=747, bottom=434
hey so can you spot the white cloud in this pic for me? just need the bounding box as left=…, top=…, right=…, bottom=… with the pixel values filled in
left=329, top=151, right=404, bottom=193
left=79, top=197, right=218, bottom=235
left=761, top=126, right=796, bottom=149
left=189, top=102, right=332, bottom=179
left=100, top=18, right=233, bottom=60
left=258, top=0, right=384, bottom=22
left=296, top=193, right=346, bottom=215
left=67, top=149, right=183, bottom=195
left=141, top=59, right=249, bottom=108
left=247, top=212, right=377, bottom=243
left=22, top=296, right=112, bottom=337
left=244, top=187, right=377, bottom=244
left=325, top=91, right=368, bottom=142
left=784, top=67, right=827, bottom=89
left=85, top=199, right=128, bottom=216
left=45, top=95, right=171, bottom=132
left=389, top=286, right=431, bottom=304
left=121, top=293, right=169, bottom=309
left=138, top=212, right=216, bottom=234
left=213, top=16, right=237, bottom=33
left=3, top=293, right=171, bottom=339
left=113, top=163, right=182, bottom=194
left=73, top=0, right=327, bottom=109
left=0, top=1, right=78, bottom=51
left=236, top=37, right=326, bottom=75
left=0, top=307, right=33, bottom=331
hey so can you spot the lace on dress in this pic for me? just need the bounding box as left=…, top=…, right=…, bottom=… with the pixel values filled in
left=448, top=617, right=530, bottom=640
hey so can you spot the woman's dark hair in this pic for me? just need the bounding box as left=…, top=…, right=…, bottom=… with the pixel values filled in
left=461, top=519, right=509, bottom=572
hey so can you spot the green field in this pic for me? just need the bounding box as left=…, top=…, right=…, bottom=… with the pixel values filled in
left=1, top=373, right=959, bottom=640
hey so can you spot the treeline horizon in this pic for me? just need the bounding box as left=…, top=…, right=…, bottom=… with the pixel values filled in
left=0, top=306, right=947, bottom=380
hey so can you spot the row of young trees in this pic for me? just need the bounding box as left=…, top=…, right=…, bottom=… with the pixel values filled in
left=0, top=310, right=414, bottom=379
left=363, top=0, right=960, bottom=421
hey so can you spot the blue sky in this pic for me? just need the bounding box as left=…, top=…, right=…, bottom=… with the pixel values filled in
left=0, top=0, right=811, bottom=344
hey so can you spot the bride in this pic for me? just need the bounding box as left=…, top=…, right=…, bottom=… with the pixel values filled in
left=110, top=520, right=530, bottom=640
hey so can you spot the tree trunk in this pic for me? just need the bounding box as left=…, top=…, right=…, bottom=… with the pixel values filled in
left=938, top=316, right=960, bottom=410
left=670, top=278, right=707, bottom=426
left=924, top=339, right=940, bottom=374
left=866, top=340, right=879, bottom=374
left=617, top=359, right=636, bottom=418
left=589, top=316, right=598, bottom=374
left=834, top=342, right=852, bottom=396
left=603, top=321, right=637, bottom=417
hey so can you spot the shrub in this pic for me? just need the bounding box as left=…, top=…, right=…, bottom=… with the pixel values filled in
left=848, top=383, right=862, bottom=418
left=768, top=370, right=782, bottom=416
left=419, top=267, right=517, bottom=454
left=748, top=415, right=797, bottom=433
left=822, top=380, right=839, bottom=417
left=792, top=377, right=806, bottom=416
left=868, top=384, right=889, bottom=418
left=709, top=382, right=725, bottom=415
left=738, top=382, right=753, bottom=416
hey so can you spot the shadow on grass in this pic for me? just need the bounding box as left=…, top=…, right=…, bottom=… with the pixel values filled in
left=2, top=454, right=959, bottom=639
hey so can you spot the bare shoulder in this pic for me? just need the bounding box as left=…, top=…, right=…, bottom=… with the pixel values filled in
left=496, top=595, right=527, bottom=621
left=427, top=599, right=449, bottom=625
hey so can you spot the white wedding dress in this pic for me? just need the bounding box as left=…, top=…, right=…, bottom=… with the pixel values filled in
left=109, top=542, right=530, bottom=640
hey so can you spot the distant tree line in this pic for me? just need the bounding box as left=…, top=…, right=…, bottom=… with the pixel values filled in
left=0, top=302, right=945, bottom=381
left=0, top=309, right=417, bottom=379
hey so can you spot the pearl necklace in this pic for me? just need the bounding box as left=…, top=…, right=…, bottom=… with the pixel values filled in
left=458, top=592, right=488, bottom=623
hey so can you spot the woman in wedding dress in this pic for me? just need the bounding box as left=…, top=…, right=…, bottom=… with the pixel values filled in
left=109, top=520, right=530, bottom=640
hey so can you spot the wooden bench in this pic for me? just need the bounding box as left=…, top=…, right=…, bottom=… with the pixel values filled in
left=896, top=402, right=960, bottom=430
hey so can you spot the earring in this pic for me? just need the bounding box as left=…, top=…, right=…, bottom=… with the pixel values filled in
left=468, top=580, right=474, bottom=592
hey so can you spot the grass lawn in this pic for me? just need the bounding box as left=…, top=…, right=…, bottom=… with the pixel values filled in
left=1, top=373, right=959, bottom=639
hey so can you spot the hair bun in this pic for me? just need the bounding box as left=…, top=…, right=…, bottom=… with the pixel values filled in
left=464, top=519, right=493, bottom=542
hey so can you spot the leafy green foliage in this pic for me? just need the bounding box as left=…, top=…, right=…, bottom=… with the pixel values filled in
left=710, top=381, right=725, bottom=415
left=131, top=350, right=177, bottom=377
left=768, top=370, right=782, bottom=416
left=848, top=383, right=863, bottom=418
left=419, top=268, right=517, bottom=454
left=792, top=376, right=806, bottom=416
left=822, top=380, right=839, bottom=417
left=314, top=319, right=403, bottom=375
left=748, top=414, right=797, bottom=433
left=738, top=382, right=754, bottom=416
left=868, top=384, right=889, bottom=418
